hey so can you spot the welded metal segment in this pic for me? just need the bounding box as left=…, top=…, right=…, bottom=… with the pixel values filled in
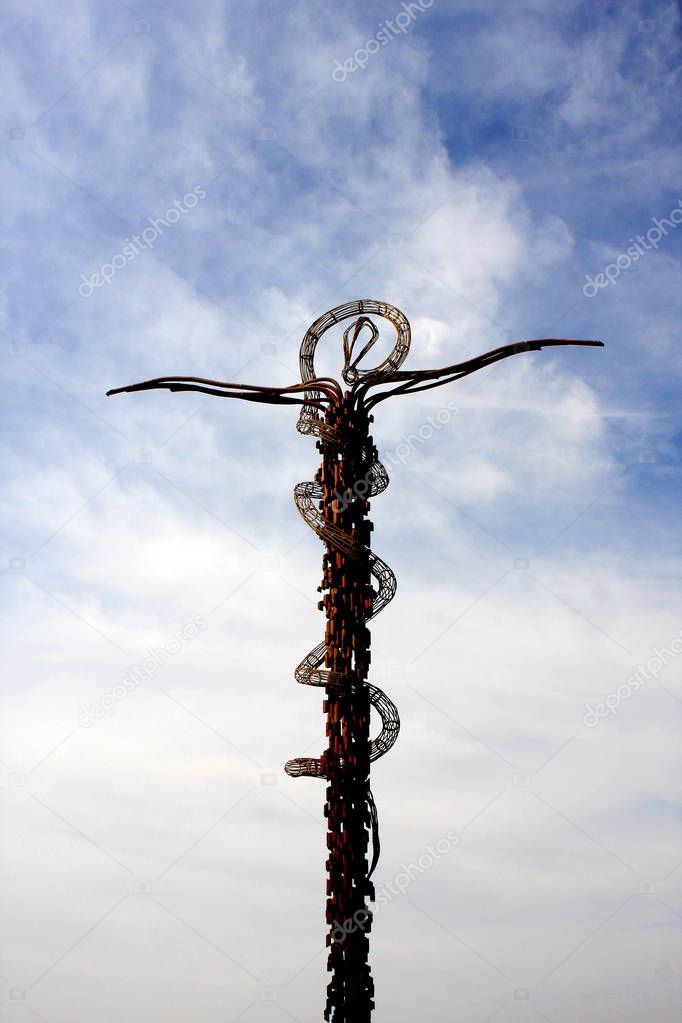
left=107, top=300, right=602, bottom=1022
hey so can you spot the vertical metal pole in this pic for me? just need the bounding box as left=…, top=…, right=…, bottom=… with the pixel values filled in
left=321, top=394, right=375, bottom=1022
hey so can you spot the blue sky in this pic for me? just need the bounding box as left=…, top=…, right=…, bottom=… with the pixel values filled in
left=1, top=2, right=680, bottom=1022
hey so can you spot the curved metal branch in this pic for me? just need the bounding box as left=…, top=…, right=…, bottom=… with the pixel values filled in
left=107, top=374, right=342, bottom=406
left=361, top=337, right=604, bottom=410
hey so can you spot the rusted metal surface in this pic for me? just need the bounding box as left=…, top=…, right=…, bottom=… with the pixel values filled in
left=108, top=300, right=602, bottom=1021
left=286, top=394, right=397, bottom=1020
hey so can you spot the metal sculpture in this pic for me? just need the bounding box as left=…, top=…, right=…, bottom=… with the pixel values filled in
left=108, top=299, right=602, bottom=1022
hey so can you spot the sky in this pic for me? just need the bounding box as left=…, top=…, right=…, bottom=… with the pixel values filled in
left=0, top=1, right=681, bottom=1021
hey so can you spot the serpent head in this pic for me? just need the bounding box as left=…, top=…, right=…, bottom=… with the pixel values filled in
left=342, top=316, right=380, bottom=384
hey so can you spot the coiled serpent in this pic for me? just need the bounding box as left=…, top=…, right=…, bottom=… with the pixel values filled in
left=283, top=416, right=400, bottom=781
left=283, top=301, right=410, bottom=872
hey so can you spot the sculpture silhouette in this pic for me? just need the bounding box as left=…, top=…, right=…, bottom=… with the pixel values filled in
left=108, top=299, right=603, bottom=1022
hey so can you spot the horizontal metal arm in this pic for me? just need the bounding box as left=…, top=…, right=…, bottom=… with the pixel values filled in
left=106, top=374, right=342, bottom=406
left=363, top=337, right=604, bottom=408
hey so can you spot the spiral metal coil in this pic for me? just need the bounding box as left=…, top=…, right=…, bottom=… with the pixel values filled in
left=284, top=302, right=408, bottom=791
left=283, top=422, right=400, bottom=782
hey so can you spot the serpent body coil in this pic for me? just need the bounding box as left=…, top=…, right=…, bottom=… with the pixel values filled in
left=284, top=302, right=410, bottom=886
left=283, top=408, right=400, bottom=784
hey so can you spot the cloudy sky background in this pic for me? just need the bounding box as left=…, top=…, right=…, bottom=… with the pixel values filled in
left=1, top=1, right=681, bottom=1021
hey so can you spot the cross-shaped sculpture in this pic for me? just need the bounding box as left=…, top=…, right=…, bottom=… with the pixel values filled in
left=108, top=299, right=602, bottom=1022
